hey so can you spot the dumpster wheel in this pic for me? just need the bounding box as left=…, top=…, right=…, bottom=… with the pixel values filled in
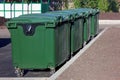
left=50, top=68, right=55, bottom=75
left=91, top=35, right=94, bottom=39
left=15, top=67, right=24, bottom=77
left=83, top=41, right=87, bottom=47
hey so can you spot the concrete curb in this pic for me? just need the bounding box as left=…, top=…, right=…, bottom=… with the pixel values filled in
left=99, top=20, right=120, bottom=24
left=0, top=78, right=48, bottom=80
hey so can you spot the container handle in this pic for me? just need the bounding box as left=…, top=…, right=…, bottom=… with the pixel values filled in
left=7, top=19, right=31, bottom=29
left=7, top=22, right=17, bottom=29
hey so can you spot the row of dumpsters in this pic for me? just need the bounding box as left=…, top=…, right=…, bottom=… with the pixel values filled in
left=6, top=8, right=100, bottom=77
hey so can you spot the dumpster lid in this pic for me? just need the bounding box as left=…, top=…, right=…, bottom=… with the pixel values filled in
left=79, top=8, right=100, bottom=15
left=57, top=10, right=80, bottom=19
left=7, top=14, right=64, bottom=28
left=73, top=8, right=93, bottom=17
left=41, top=12, right=71, bottom=21
left=94, top=9, right=100, bottom=14
left=69, top=9, right=85, bottom=17
left=85, top=8, right=100, bottom=15
left=19, top=13, right=69, bottom=22
left=48, top=11, right=74, bottom=21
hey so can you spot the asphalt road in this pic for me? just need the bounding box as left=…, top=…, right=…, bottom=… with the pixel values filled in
left=0, top=43, right=52, bottom=77
left=0, top=44, right=15, bottom=77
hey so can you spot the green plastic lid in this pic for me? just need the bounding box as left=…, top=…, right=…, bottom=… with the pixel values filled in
left=70, top=8, right=92, bottom=17
left=77, top=8, right=100, bottom=15
left=7, top=14, right=63, bottom=28
left=19, top=12, right=70, bottom=22
left=48, top=11, right=74, bottom=21
left=53, top=10, right=79, bottom=19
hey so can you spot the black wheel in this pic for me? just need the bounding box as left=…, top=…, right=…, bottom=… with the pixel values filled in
left=83, top=41, right=86, bottom=47
left=50, top=68, right=55, bottom=75
left=66, top=54, right=71, bottom=62
left=91, top=35, right=94, bottom=39
left=95, top=33, right=98, bottom=37
left=15, top=67, right=24, bottom=77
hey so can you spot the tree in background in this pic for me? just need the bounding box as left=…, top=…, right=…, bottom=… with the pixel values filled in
left=108, top=0, right=119, bottom=12
left=98, top=0, right=119, bottom=12
left=74, top=0, right=98, bottom=8
left=73, top=0, right=119, bottom=12
left=73, top=0, right=80, bottom=8
left=98, top=0, right=109, bottom=12
left=62, top=0, right=69, bottom=9
left=73, top=0, right=89, bottom=8
left=87, top=0, right=98, bottom=8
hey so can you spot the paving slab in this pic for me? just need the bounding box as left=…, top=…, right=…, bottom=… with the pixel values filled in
left=57, top=27, right=120, bottom=80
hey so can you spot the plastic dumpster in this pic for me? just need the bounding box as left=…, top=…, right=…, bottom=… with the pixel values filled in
left=48, top=10, right=84, bottom=54
left=73, top=9, right=92, bottom=45
left=20, top=11, right=81, bottom=54
left=19, top=12, right=72, bottom=55
left=96, top=9, right=100, bottom=35
left=79, top=8, right=100, bottom=38
left=91, top=9, right=100, bottom=36
left=60, top=10, right=84, bottom=53
left=19, top=12, right=72, bottom=21
left=6, top=14, right=70, bottom=77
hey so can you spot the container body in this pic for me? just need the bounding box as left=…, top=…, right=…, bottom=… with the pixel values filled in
left=70, top=18, right=84, bottom=53
left=8, top=18, right=70, bottom=70
left=91, top=11, right=100, bottom=37
left=52, top=10, right=84, bottom=53
left=72, top=9, right=91, bottom=44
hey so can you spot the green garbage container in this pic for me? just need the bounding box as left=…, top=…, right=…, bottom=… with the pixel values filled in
left=40, top=11, right=80, bottom=54
left=84, top=8, right=94, bottom=38
left=80, top=8, right=100, bottom=38
left=19, top=12, right=72, bottom=55
left=49, top=10, right=84, bottom=54
left=73, top=9, right=92, bottom=45
left=19, top=12, right=72, bottom=22
left=96, top=9, right=100, bottom=35
left=69, top=11, right=84, bottom=53
left=91, top=9, right=100, bottom=36
left=61, top=10, right=84, bottom=53
left=7, top=14, right=70, bottom=76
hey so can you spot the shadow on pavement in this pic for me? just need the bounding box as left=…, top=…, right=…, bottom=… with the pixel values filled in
left=0, top=38, right=11, bottom=48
